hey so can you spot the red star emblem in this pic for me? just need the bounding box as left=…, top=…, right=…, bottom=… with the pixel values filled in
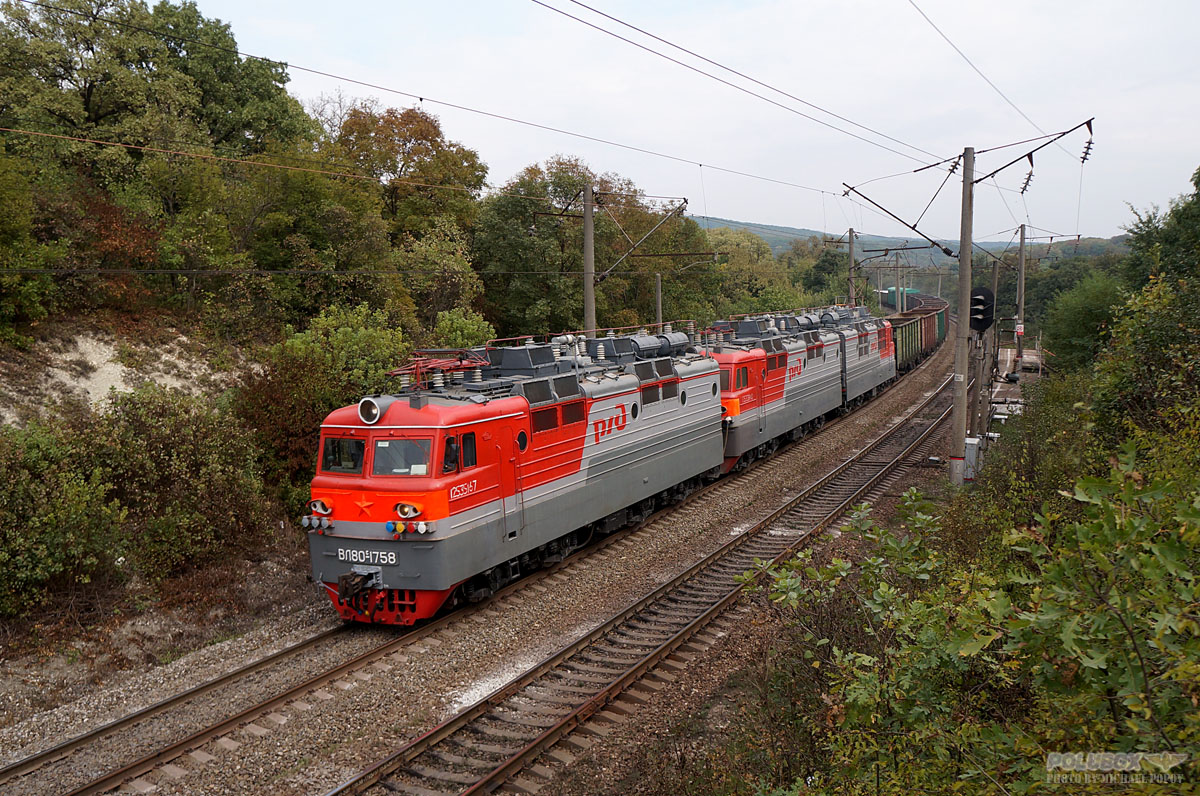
left=354, top=498, right=374, bottom=515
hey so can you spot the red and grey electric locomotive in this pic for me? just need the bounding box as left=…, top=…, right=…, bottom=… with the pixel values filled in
left=304, top=303, right=918, bottom=626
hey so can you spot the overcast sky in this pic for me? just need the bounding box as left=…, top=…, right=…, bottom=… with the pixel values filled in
left=200, top=0, right=1199, bottom=243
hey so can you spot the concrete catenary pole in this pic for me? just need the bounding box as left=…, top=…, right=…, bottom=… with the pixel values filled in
left=655, top=272, right=663, bottom=327
left=583, top=183, right=596, bottom=337
left=895, top=252, right=903, bottom=313
left=847, top=228, right=856, bottom=305
left=1016, top=223, right=1027, bottom=361
left=950, top=147, right=974, bottom=486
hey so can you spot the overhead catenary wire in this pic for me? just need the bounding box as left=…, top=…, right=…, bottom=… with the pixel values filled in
left=0, top=125, right=690, bottom=215
left=905, top=0, right=1073, bottom=158
left=530, top=0, right=928, bottom=164
left=840, top=184, right=954, bottom=257
left=974, top=118, right=1095, bottom=184
left=0, top=125, right=590, bottom=208
left=13, top=0, right=830, bottom=201
left=552, top=0, right=938, bottom=160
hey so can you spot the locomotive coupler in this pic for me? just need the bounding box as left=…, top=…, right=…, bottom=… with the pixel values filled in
left=338, top=565, right=382, bottom=601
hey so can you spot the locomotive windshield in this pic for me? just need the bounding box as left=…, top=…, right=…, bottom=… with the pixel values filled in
left=372, top=438, right=432, bottom=476
left=321, top=437, right=365, bottom=474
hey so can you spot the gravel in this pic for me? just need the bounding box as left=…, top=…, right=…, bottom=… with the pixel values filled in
left=4, top=342, right=953, bottom=796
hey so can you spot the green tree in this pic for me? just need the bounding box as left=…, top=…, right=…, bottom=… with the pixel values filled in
left=1121, top=166, right=1200, bottom=288
left=399, top=218, right=482, bottom=333
left=335, top=104, right=486, bottom=240
left=802, top=248, right=847, bottom=294
left=149, top=0, right=310, bottom=150
left=1042, top=272, right=1123, bottom=370
left=0, top=154, right=63, bottom=344
left=0, top=420, right=125, bottom=616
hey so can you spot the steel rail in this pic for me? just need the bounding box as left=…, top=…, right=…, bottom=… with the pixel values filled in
left=0, top=625, right=346, bottom=786
left=323, top=374, right=953, bottom=796
left=38, top=305, right=952, bottom=795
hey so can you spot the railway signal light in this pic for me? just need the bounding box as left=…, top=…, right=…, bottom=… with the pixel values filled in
left=969, top=286, right=995, bottom=333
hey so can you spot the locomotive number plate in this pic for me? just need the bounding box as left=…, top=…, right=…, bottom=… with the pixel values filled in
left=337, top=549, right=397, bottom=565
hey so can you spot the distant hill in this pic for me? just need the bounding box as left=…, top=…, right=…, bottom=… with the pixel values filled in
left=690, top=215, right=1128, bottom=265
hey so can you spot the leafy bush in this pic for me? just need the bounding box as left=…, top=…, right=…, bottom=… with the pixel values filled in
left=94, top=386, right=274, bottom=575
left=1092, top=277, right=1200, bottom=438
left=237, top=303, right=410, bottom=510
left=0, top=422, right=125, bottom=617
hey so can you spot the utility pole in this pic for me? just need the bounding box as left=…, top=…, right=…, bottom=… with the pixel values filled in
left=937, top=269, right=943, bottom=299
left=894, top=252, right=903, bottom=313
left=951, top=147, right=974, bottom=487
left=655, top=272, right=663, bottom=327
left=1015, top=223, right=1027, bottom=362
left=583, top=183, right=596, bottom=337
left=847, top=228, right=856, bottom=305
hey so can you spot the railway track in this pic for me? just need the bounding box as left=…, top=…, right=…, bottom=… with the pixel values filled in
left=323, top=375, right=954, bottom=796
left=6, top=337, right=950, bottom=796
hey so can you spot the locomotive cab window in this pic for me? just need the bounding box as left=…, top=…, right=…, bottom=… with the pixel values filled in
left=736, top=367, right=748, bottom=390
left=461, top=432, right=477, bottom=469
left=442, top=436, right=459, bottom=473
left=720, top=369, right=731, bottom=391
left=372, top=438, right=431, bottom=476
left=322, top=437, right=365, bottom=475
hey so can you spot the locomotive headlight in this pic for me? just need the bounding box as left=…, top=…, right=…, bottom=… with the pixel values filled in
left=395, top=503, right=422, bottom=519
left=358, top=395, right=397, bottom=425
left=358, top=396, right=382, bottom=424
left=309, top=499, right=332, bottom=516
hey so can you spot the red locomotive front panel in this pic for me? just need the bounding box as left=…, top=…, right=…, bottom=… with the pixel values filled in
left=306, top=393, right=534, bottom=624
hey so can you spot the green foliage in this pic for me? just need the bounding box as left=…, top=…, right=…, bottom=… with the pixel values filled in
left=1092, top=277, right=1200, bottom=439
left=399, top=218, right=482, bottom=332
left=1042, top=272, right=1123, bottom=370
left=0, top=386, right=272, bottom=615
left=1121, top=167, right=1200, bottom=288
left=149, top=0, right=310, bottom=150
left=1006, top=446, right=1200, bottom=754
left=757, top=460, right=1200, bottom=794
left=237, top=303, right=410, bottom=508
left=93, top=386, right=273, bottom=574
left=0, top=420, right=125, bottom=616
left=0, top=154, right=63, bottom=345
left=431, top=308, right=495, bottom=349
left=335, top=104, right=486, bottom=239
left=801, top=248, right=847, bottom=294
